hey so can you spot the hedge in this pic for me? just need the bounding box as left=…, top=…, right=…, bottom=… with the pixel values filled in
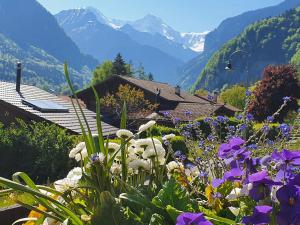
left=0, top=120, right=77, bottom=183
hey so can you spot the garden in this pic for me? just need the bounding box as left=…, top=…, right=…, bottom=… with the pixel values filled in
left=0, top=64, right=299, bottom=225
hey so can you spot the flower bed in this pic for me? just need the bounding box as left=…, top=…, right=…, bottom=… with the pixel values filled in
left=0, top=66, right=299, bottom=225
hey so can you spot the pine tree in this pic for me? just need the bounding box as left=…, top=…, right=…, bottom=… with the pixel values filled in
left=148, top=73, right=154, bottom=81
left=136, top=63, right=147, bottom=80
left=112, top=53, right=127, bottom=75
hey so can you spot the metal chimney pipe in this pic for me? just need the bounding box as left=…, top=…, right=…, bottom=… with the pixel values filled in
left=16, top=62, right=21, bottom=92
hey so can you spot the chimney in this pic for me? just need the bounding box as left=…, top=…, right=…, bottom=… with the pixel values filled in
left=175, top=85, right=181, bottom=96
left=213, top=90, right=219, bottom=102
left=16, top=62, right=22, bottom=92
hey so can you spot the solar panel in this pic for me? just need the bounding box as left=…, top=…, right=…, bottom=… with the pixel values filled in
left=22, top=99, right=69, bottom=113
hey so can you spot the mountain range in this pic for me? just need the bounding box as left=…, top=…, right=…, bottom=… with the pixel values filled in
left=0, top=0, right=97, bottom=92
left=178, top=0, right=300, bottom=90
left=55, top=8, right=206, bottom=84
left=192, top=6, right=300, bottom=91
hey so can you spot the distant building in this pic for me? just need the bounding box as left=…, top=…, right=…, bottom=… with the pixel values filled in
left=76, top=75, right=240, bottom=127
left=0, top=63, right=118, bottom=136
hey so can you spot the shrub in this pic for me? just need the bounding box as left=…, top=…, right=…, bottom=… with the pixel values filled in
left=170, top=136, right=188, bottom=155
left=248, top=65, right=300, bottom=122
left=219, top=85, right=247, bottom=110
left=0, top=120, right=77, bottom=183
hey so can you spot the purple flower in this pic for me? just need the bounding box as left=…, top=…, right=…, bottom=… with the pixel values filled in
left=247, top=144, right=258, bottom=150
left=216, top=116, right=228, bottom=123
left=272, top=149, right=300, bottom=182
left=218, top=137, right=245, bottom=159
left=262, top=125, right=270, bottom=133
left=207, top=134, right=214, bottom=142
left=242, top=205, right=272, bottom=225
left=246, top=90, right=252, bottom=97
left=248, top=171, right=281, bottom=201
left=198, top=140, right=205, bottom=148
left=173, top=117, right=181, bottom=123
left=239, top=123, right=248, bottom=132
left=204, top=117, right=213, bottom=123
left=207, top=95, right=214, bottom=101
left=246, top=113, right=254, bottom=121
left=176, top=212, right=213, bottom=225
left=298, top=108, right=300, bottom=113
left=174, top=151, right=182, bottom=157
left=228, top=125, right=235, bottom=131
left=267, top=116, right=274, bottom=123
left=185, top=124, right=193, bottom=129
left=179, top=155, right=187, bottom=161
left=163, top=111, right=170, bottom=117
left=276, top=185, right=300, bottom=225
left=184, top=110, right=193, bottom=117
left=235, top=114, right=243, bottom=120
left=182, top=131, right=191, bottom=138
left=283, top=96, right=291, bottom=102
left=279, top=123, right=291, bottom=137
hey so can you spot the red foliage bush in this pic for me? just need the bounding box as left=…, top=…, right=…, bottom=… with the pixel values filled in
left=248, top=65, right=300, bottom=122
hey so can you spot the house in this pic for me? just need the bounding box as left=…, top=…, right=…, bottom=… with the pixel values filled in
left=75, top=75, right=240, bottom=126
left=0, top=63, right=118, bottom=136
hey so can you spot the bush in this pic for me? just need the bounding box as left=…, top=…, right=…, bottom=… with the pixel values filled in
left=170, top=136, right=188, bottom=155
left=0, top=120, right=77, bottom=183
left=248, top=65, right=300, bottom=122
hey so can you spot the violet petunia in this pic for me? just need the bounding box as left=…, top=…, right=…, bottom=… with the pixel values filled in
left=272, top=149, right=300, bottom=182
left=242, top=205, right=272, bottom=225
left=276, top=185, right=300, bottom=225
left=248, top=171, right=281, bottom=201
left=176, top=212, right=213, bottom=225
left=218, top=137, right=245, bottom=159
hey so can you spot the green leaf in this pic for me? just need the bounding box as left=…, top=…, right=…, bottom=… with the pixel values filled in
left=149, top=214, right=165, bottom=225
left=152, top=178, right=191, bottom=211
left=166, top=205, right=182, bottom=222
left=91, top=191, right=127, bottom=225
left=199, top=206, right=236, bottom=225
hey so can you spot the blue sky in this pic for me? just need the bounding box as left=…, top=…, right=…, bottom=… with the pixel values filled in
left=37, top=0, right=283, bottom=32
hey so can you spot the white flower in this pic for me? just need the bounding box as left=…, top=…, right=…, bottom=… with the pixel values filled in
left=128, top=139, right=136, bottom=145
left=67, top=167, right=83, bottom=181
left=226, top=188, right=242, bottom=200
left=42, top=217, right=61, bottom=225
left=69, top=142, right=85, bottom=158
left=226, top=184, right=251, bottom=200
left=142, top=144, right=166, bottom=159
left=146, top=137, right=162, bottom=145
left=128, top=159, right=150, bottom=172
left=116, top=129, right=134, bottom=139
left=162, top=134, right=176, bottom=141
left=110, top=163, right=122, bottom=175
left=54, top=178, right=77, bottom=192
left=128, top=152, right=138, bottom=162
left=75, top=147, right=88, bottom=162
left=80, top=215, right=91, bottom=222
left=107, top=142, right=120, bottom=154
left=229, top=207, right=240, bottom=216
left=166, top=161, right=184, bottom=173
left=135, top=139, right=154, bottom=149
left=138, top=120, right=156, bottom=133
left=134, top=147, right=144, bottom=155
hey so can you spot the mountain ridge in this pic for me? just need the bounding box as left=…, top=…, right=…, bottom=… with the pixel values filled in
left=178, top=0, right=300, bottom=90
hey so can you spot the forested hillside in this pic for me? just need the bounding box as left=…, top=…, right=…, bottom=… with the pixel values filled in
left=192, top=7, right=300, bottom=91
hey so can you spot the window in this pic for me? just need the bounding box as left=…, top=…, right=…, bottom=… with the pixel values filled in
left=22, top=99, right=69, bottom=113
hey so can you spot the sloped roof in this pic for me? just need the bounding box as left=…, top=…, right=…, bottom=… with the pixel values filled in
left=0, top=81, right=118, bottom=136
left=118, top=76, right=208, bottom=103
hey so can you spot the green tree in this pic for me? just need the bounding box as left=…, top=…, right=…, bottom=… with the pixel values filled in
left=92, top=61, right=113, bottom=85
left=148, top=72, right=154, bottom=81
left=101, top=84, right=158, bottom=119
left=112, top=53, right=127, bottom=75
left=220, top=85, right=247, bottom=110
left=136, top=63, right=148, bottom=80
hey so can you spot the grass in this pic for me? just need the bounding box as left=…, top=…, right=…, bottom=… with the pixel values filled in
left=0, top=193, right=35, bottom=209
